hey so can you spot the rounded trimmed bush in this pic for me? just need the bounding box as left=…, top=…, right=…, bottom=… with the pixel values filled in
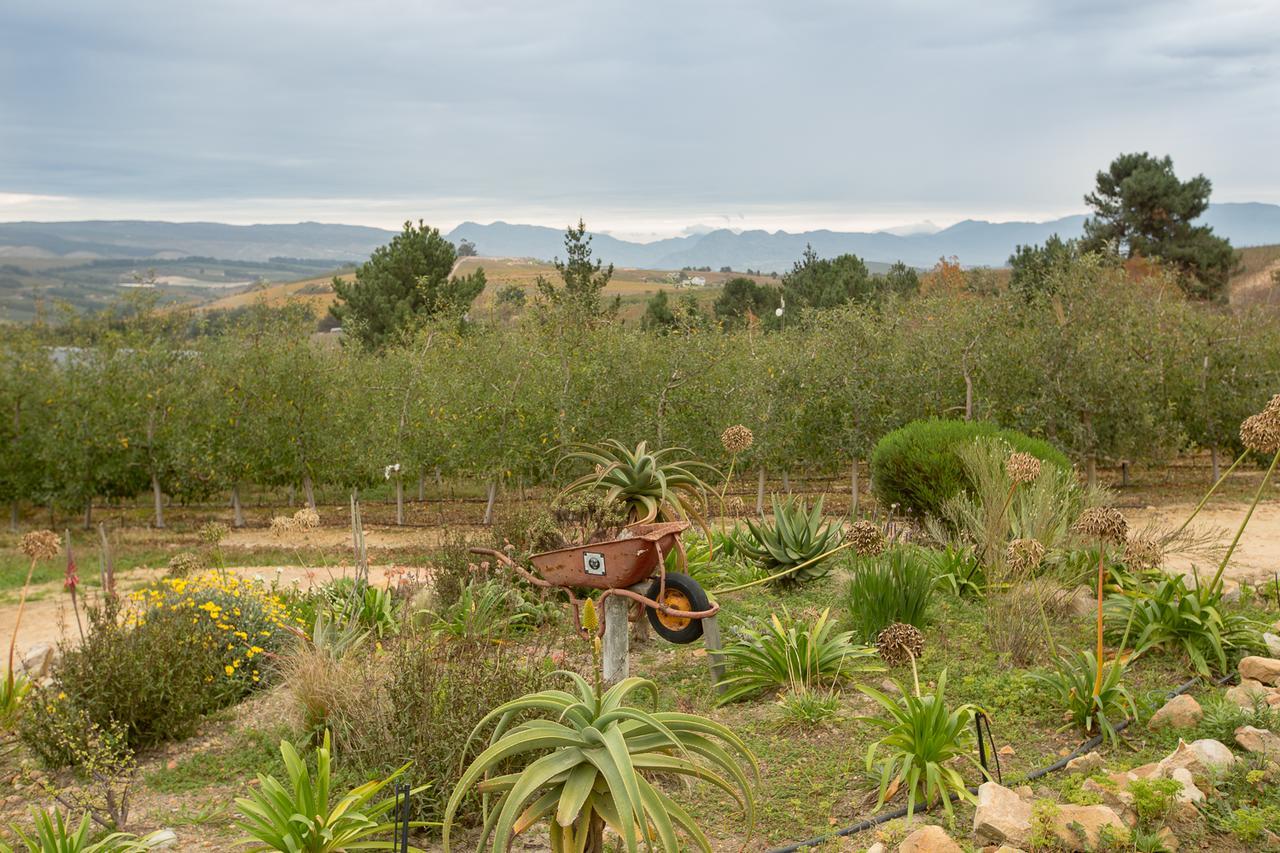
left=870, top=419, right=1070, bottom=517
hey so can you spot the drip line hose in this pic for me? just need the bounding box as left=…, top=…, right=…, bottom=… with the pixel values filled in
left=766, top=671, right=1236, bottom=853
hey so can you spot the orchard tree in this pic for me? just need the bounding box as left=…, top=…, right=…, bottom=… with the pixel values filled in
left=0, top=329, right=47, bottom=529
left=1082, top=152, right=1236, bottom=300
left=1008, top=235, right=1083, bottom=296
left=880, top=261, right=920, bottom=297
left=330, top=221, right=486, bottom=349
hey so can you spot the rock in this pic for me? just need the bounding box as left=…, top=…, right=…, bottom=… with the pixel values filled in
left=994, top=848, right=1028, bottom=853
left=1240, top=656, right=1280, bottom=686
left=879, top=679, right=903, bottom=696
left=973, top=782, right=1033, bottom=846
left=1063, top=585, right=1095, bottom=618
left=1129, top=761, right=1160, bottom=779
left=1235, top=725, right=1280, bottom=758
left=898, top=824, right=963, bottom=853
left=1155, top=826, right=1179, bottom=852
left=998, top=744, right=1016, bottom=758
left=1065, top=750, right=1104, bottom=774
left=1225, top=679, right=1271, bottom=709
left=18, top=642, right=55, bottom=678
left=1264, top=632, right=1280, bottom=658
left=1081, top=777, right=1137, bottom=827
left=867, top=844, right=887, bottom=853
left=1050, top=804, right=1127, bottom=851
left=149, top=830, right=178, bottom=850
left=1168, top=767, right=1204, bottom=804
left=1156, top=739, right=1236, bottom=789
left=1148, top=694, right=1203, bottom=730
left=1014, top=785, right=1035, bottom=802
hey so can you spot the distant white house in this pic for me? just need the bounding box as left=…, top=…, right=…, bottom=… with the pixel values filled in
left=687, top=275, right=706, bottom=287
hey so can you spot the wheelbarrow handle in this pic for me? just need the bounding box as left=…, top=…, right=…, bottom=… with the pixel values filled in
left=468, top=547, right=554, bottom=589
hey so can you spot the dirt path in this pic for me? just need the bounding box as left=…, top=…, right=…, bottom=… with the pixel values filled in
left=1126, top=500, right=1280, bottom=586
left=1, top=563, right=415, bottom=662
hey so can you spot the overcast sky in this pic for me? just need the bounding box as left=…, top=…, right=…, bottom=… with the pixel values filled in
left=2, top=0, right=1278, bottom=239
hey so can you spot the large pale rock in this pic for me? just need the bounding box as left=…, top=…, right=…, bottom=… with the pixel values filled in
left=1225, top=679, right=1271, bottom=709
left=1062, top=585, right=1095, bottom=618
left=1235, top=725, right=1280, bottom=758
left=1168, top=767, right=1205, bottom=805
left=866, top=843, right=887, bottom=853
left=1264, top=632, right=1280, bottom=658
left=1240, top=656, right=1280, bottom=686
left=897, top=824, right=963, bottom=853
left=1148, top=693, right=1202, bottom=730
left=1050, top=804, right=1128, bottom=851
left=17, top=642, right=55, bottom=678
left=973, top=782, right=1032, bottom=846
left=1065, top=750, right=1104, bottom=774
left=1155, top=827, right=1180, bottom=852
left=994, top=848, right=1028, bottom=853
left=1156, top=739, right=1236, bottom=789
left=1081, top=777, right=1137, bottom=827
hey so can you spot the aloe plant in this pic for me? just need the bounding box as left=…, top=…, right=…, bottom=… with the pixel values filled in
left=717, top=608, right=881, bottom=705
left=858, top=669, right=988, bottom=819
left=1029, top=649, right=1137, bottom=746
left=443, top=672, right=757, bottom=853
left=740, top=495, right=843, bottom=586
left=2, top=808, right=173, bottom=853
left=558, top=440, right=718, bottom=525
left=235, top=731, right=429, bottom=852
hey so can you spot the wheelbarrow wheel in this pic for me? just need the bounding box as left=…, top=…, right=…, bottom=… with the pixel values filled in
left=645, top=572, right=710, bottom=644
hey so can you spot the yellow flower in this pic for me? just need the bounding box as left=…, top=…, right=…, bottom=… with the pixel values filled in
left=224, top=665, right=234, bottom=676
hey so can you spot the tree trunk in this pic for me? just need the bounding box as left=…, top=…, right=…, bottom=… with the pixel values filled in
left=395, top=474, right=404, bottom=526
left=1120, top=461, right=1130, bottom=488
left=850, top=459, right=860, bottom=517
left=287, top=485, right=295, bottom=508
left=756, top=467, right=766, bottom=515
left=483, top=481, right=497, bottom=525
left=781, top=471, right=791, bottom=493
left=1210, top=446, right=1220, bottom=484
left=302, top=475, right=316, bottom=510
left=151, top=472, right=165, bottom=529
left=417, top=471, right=426, bottom=502
left=231, top=484, right=245, bottom=528
left=1085, top=454, right=1097, bottom=489
left=584, top=812, right=605, bottom=853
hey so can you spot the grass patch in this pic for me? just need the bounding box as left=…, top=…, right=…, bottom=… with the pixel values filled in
left=144, top=726, right=287, bottom=794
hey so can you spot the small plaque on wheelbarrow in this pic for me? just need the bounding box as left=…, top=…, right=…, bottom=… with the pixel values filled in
left=583, top=552, right=606, bottom=576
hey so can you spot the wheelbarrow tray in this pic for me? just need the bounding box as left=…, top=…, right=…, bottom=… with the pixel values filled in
left=529, top=521, right=688, bottom=591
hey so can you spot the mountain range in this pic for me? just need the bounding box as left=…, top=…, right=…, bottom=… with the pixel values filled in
left=2, top=202, right=1278, bottom=271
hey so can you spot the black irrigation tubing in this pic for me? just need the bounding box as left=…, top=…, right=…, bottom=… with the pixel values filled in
left=766, top=670, right=1238, bottom=853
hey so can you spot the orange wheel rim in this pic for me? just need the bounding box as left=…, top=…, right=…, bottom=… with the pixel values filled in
left=656, top=589, right=693, bottom=630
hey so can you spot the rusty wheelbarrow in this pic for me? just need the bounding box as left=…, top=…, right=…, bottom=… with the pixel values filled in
left=472, top=521, right=718, bottom=643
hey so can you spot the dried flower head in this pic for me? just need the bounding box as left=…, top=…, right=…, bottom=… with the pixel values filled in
left=1263, top=393, right=1280, bottom=416
left=292, top=507, right=321, bottom=530
left=1005, top=537, right=1046, bottom=574
left=269, top=515, right=295, bottom=536
left=848, top=520, right=886, bottom=557
left=1005, top=452, right=1042, bottom=485
left=198, top=522, right=230, bottom=546
left=167, top=551, right=204, bottom=578
left=1071, top=507, right=1129, bottom=543
left=1123, top=535, right=1163, bottom=572
left=1240, top=412, right=1280, bottom=454
left=720, top=424, right=754, bottom=454
left=20, top=529, right=61, bottom=561
left=876, top=622, right=925, bottom=666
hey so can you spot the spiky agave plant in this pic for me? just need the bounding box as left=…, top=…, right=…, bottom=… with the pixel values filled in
left=740, top=495, right=844, bottom=587
left=558, top=440, right=719, bottom=526
left=443, top=672, right=757, bottom=853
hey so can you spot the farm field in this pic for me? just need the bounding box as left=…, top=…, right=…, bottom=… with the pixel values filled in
left=3, top=452, right=1280, bottom=852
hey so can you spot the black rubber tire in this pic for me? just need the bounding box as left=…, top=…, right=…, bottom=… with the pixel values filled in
left=645, top=572, right=710, bottom=644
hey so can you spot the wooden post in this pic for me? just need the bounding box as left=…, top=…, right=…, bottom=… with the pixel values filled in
left=395, top=474, right=404, bottom=526
left=703, top=614, right=726, bottom=693
left=602, top=595, right=631, bottom=685
left=151, top=472, right=165, bottom=529
left=231, top=484, right=245, bottom=528
left=302, top=475, right=317, bottom=511
left=483, top=481, right=497, bottom=525
left=756, top=467, right=766, bottom=515
left=850, top=459, right=860, bottom=517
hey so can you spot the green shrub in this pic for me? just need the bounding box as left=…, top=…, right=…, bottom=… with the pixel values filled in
left=740, top=495, right=843, bottom=587
left=1028, top=649, right=1137, bottom=746
left=315, top=633, right=551, bottom=826
left=844, top=547, right=934, bottom=644
left=717, top=608, right=881, bottom=705
left=870, top=419, right=1070, bottom=517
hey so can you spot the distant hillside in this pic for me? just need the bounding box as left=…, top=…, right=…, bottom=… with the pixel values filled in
left=0, top=220, right=395, bottom=262
left=448, top=202, right=1280, bottom=271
